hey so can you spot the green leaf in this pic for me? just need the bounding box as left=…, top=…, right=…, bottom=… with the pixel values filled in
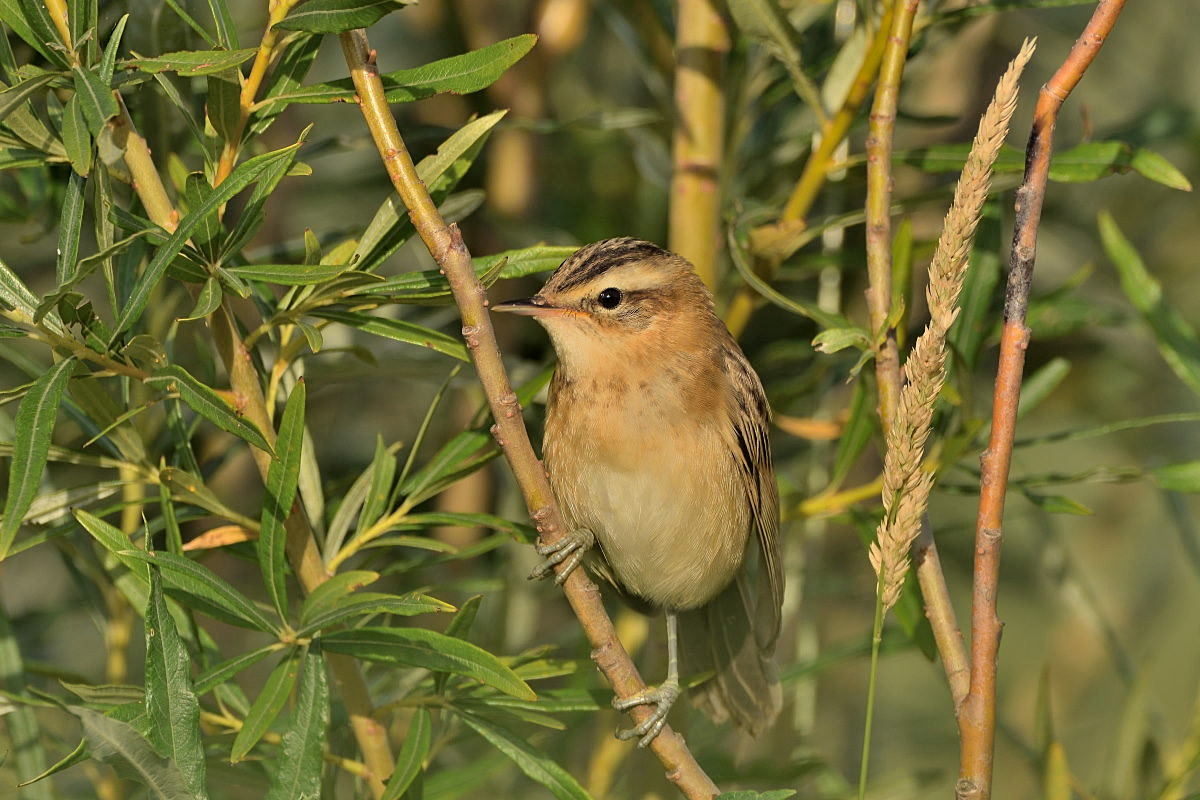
left=812, top=326, right=870, bottom=354
left=259, top=380, right=305, bottom=617
left=296, top=592, right=453, bottom=636
left=321, top=627, right=535, bottom=700
left=275, top=0, right=415, bottom=34
left=119, top=549, right=279, bottom=633
left=99, top=14, right=131, bottom=83
left=73, top=509, right=150, bottom=581
left=354, top=110, right=506, bottom=271
left=398, top=429, right=493, bottom=505
left=311, top=309, right=468, bottom=361
left=0, top=601, right=51, bottom=800
left=55, top=171, right=87, bottom=286
left=144, top=568, right=207, bottom=797
left=0, top=1, right=55, bottom=63
left=15, top=738, right=88, bottom=790
left=61, top=94, right=92, bottom=175
left=727, top=0, right=823, bottom=117
left=1023, top=491, right=1093, bottom=516
left=159, top=467, right=259, bottom=529
left=899, top=140, right=1192, bottom=190
left=71, top=65, right=119, bottom=135
left=1099, top=212, right=1200, bottom=396
left=356, top=434, right=396, bottom=538
left=433, top=594, right=482, bottom=695
left=71, top=707, right=196, bottom=800
left=224, top=262, right=355, bottom=284
left=266, top=646, right=328, bottom=800
left=299, top=570, right=380, bottom=623
left=180, top=276, right=223, bottom=321
left=0, top=357, right=74, bottom=560
left=260, top=35, right=537, bottom=107
left=398, top=512, right=534, bottom=542
left=206, top=68, right=241, bottom=145
left=123, top=47, right=258, bottom=77
left=146, top=364, right=273, bottom=453
left=194, top=644, right=284, bottom=695
left=0, top=254, right=44, bottom=320
left=382, top=708, right=431, bottom=800
left=492, top=245, right=577, bottom=279
left=0, top=72, right=55, bottom=127
left=231, top=649, right=300, bottom=762
left=112, top=141, right=302, bottom=338
left=1153, top=461, right=1200, bottom=493
left=455, top=710, right=592, bottom=800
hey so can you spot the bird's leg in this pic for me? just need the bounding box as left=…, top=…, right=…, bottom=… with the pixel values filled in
left=613, top=611, right=680, bottom=748
left=528, top=527, right=594, bottom=585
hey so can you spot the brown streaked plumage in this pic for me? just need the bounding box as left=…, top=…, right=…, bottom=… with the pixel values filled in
left=494, top=238, right=783, bottom=745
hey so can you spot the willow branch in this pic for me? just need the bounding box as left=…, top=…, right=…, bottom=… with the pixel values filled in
left=110, top=91, right=393, bottom=797
left=213, top=0, right=300, bottom=186
left=337, top=28, right=721, bottom=800
left=956, top=4, right=1127, bottom=798
left=725, top=0, right=896, bottom=337
left=863, top=0, right=917, bottom=433
left=669, top=0, right=730, bottom=290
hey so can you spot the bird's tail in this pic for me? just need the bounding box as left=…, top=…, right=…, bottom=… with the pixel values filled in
left=678, top=573, right=781, bottom=736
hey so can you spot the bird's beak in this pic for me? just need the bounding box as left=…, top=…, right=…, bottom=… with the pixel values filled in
left=491, top=295, right=577, bottom=318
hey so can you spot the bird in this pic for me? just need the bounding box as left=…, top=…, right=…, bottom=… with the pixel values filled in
left=493, top=237, right=783, bottom=747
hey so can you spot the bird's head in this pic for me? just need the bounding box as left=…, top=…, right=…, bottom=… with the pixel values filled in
left=493, top=238, right=718, bottom=373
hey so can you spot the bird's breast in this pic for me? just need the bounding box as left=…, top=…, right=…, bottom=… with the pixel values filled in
left=543, top=371, right=750, bottom=611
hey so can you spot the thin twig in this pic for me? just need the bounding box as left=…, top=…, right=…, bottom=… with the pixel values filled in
left=863, top=0, right=918, bottom=433
left=957, top=5, right=1127, bottom=799
left=111, top=85, right=394, bottom=797
left=669, top=0, right=730, bottom=289
left=337, top=28, right=721, bottom=800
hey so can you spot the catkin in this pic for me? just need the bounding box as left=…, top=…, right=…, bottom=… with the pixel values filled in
left=870, top=39, right=1037, bottom=611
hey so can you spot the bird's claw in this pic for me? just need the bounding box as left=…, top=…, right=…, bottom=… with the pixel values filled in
left=528, top=528, right=593, bottom=585
left=612, top=680, right=680, bottom=748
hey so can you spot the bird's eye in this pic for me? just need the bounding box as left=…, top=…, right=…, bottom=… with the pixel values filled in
left=597, top=288, right=623, bottom=309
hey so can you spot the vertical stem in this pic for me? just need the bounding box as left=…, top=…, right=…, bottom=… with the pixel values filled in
left=669, top=0, right=730, bottom=290
left=863, top=0, right=918, bottom=433
left=859, top=589, right=886, bottom=800
left=337, top=29, right=720, bottom=800
left=957, top=4, right=1127, bottom=798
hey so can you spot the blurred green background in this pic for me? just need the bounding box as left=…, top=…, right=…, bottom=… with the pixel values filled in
left=2, top=1, right=1198, bottom=798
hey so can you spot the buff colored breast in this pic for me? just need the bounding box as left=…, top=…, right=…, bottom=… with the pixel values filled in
left=543, top=363, right=750, bottom=611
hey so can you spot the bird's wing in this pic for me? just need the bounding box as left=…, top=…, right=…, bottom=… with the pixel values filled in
left=722, top=342, right=783, bottom=651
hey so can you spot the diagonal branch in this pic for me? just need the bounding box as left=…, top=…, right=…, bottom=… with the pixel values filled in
left=337, top=28, right=721, bottom=800
left=956, top=4, right=1128, bottom=799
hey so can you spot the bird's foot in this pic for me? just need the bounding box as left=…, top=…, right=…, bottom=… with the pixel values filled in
left=528, top=528, right=594, bottom=585
left=612, top=678, right=680, bottom=748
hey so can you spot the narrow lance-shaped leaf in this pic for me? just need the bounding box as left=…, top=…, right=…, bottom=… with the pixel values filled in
left=259, top=35, right=536, bottom=107
left=56, top=171, right=87, bottom=286
left=15, top=738, right=88, bottom=791
left=275, top=0, right=415, bottom=34
left=456, top=710, right=592, bottom=800
left=119, top=549, right=279, bottom=633
left=0, top=358, right=75, bottom=560
left=122, top=47, right=258, bottom=76
left=321, top=627, right=535, bottom=700
left=0, top=72, right=56, bottom=127
left=310, top=309, right=468, bottom=362
left=296, top=592, right=453, bottom=636
left=144, top=568, right=207, bottom=797
left=112, top=142, right=301, bottom=339
left=1099, top=212, right=1200, bottom=397
left=260, top=379, right=306, bottom=617
left=382, top=708, right=431, bottom=800
left=298, top=570, right=379, bottom=623
left=61, top=94, right=92, bottom=175
left=71, top=708, right=195, bottom=800
left=266, top=646, right=329, bottom=800
left=194, top=644, right=283, bottom=695
left=231, top=649, right=301, bottom=762
left=71, top=65, right=119, bottom=135
left=146, top=365, right=273, bottom=453
left=0, top=601, right=51, bottom=799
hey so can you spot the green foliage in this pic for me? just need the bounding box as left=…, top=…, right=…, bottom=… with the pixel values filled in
left=0, top=1, right=1197, bottom=799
